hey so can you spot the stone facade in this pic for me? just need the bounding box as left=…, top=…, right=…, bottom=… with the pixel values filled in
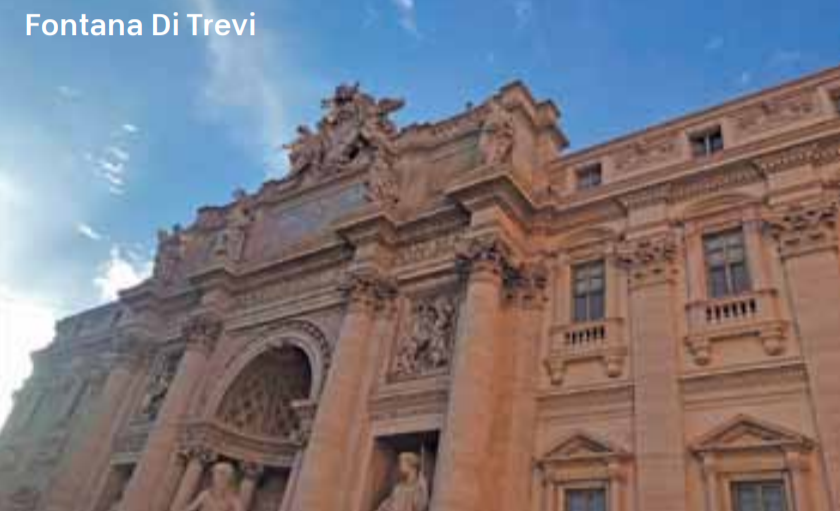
left=4, top=67, right=840, bottom=511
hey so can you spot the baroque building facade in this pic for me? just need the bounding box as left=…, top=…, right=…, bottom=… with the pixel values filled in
left=3, top=67, right=840, bottom=511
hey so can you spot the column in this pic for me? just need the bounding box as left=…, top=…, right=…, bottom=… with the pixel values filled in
left=700, top=455, right=719, bottom=511
left=769, top=201, right=840, bottom=508
left=431, top=236, right=507, bottom=511
left=289, top=272, right=392, bottom=511
left=239, top=462, right=264, bottom=511
left=121, top=312, right=224, bottom=511
left=42, top=331, right=147, bottom=511
left=619, top=233, right=687, bottom=511
left=169, top=447, right=215, bottom=511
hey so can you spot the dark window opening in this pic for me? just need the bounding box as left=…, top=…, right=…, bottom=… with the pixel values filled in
left=690, top=127, right=724, bottom=157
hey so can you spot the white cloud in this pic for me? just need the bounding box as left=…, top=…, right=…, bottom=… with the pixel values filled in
left=391, top=0, right=420, bottom=37
left=705, top=35, right=725, bottom=52
left=0, top=287, right=61, bottom=425
left=513, top=0, right=534, bottom=29
left=121, top=123, right=139, bottom=134
left=188, top=0, right=288, bottom=165
left=56, top=85, right=82, bottom=102
left=76, top=222, right=103, bottom=241
left=738, top=71, right=753, bottom=86
left=93, top=246, right=152, bottom=302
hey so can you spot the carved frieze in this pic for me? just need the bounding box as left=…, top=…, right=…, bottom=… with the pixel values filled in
left=389, top=293, right=459, bottom=381
left=395, top=231, right=465, bottom=267
left=613, top=134, right=680, bottom=173
left=734, top=90, right=820, bottom=136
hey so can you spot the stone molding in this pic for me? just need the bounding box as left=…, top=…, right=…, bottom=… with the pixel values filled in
left=455, top=234, right=515, bottom=280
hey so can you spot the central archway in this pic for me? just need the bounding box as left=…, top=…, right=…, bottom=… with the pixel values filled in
left=215, top=346, right=312, bottom=438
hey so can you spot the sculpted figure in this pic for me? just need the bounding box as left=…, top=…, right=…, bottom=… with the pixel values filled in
left=154, top=224, right=185, bottom=285
left=375, top=452, right=429, bottom=511
left=183, top=462, right=242, bottom=511
left=283, top=125, right=324, bottom=176
left=478, top=99, right=515, bottom=165
left=210, top=191, right=253, bottom=263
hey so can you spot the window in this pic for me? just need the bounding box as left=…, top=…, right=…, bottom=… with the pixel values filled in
left=703, top=228, right=751, bottom=298
left=573, top=260, right=605, bottom=322
left=731, top=480, right=788, bottom=511
left=565, top=488, right=607, bottom=511
left=576, top=163, right=602, bottom=190
left=690, top=126, right=724, bottom=157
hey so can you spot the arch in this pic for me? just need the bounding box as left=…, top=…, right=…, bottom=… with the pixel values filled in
left=215, top=345, right=312, bottom=438
left=678, top=192, right=762, bottom=221
left=204, top=319, right=331, bottom=421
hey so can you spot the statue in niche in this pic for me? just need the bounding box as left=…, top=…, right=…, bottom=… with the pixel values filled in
left=374, top=452, right=429, bottom=511
left=478, top=99, right=515, bottom=165
left=182, top=462, right=243, bottom=511
left=154, top=224, right=186, bottom=285
left=392, top=296, right=458, bottom=378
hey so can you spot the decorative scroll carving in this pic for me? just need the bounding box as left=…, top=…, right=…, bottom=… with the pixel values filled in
left=183, top=312, right=224, bottom=354
left=478, top=99, right=515, bottom=165
left=390, top=294, right=459, bottom=380
left=137, top=350, right=182, bottom=421
left=767, top=200, right=838, bottom=258
left=617, top=233, right=679, bottom=287
left=283, top=83, right=405, bottom=202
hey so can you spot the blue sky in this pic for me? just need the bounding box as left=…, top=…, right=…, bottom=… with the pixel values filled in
left=0, top=0, right=838, bottom=422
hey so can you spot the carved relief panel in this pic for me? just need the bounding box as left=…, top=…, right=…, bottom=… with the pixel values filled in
left=388, top=288, right=461, bottom=383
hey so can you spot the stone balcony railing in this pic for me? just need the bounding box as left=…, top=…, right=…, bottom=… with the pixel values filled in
left=684, top=288, right=788, bottom=366
left=544, top=318, right=627, bottom=386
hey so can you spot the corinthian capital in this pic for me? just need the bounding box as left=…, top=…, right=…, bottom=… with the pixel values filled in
left=767, top=200, right=838, bottom=258
left=182, top=312, right=224, bottom=354
left=617, top=233, right=679, bottom=287
left=338, top=271, right=397, bottom=311
left=455, top=234, right=514, bottom=278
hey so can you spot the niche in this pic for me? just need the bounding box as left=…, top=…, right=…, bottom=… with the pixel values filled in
left=367, top=430, right=439, bottom=511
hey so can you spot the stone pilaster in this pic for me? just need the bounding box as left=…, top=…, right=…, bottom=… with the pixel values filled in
left=768, top=200, right=840, bottom=508
left=432, top=235, right=510, bottom=511
left=501, top=262, right=549, bottom=511
left=121, top=312, right=224, bottom=511
left=42, top=330, right=149, bottom=511
left=618, top=233, right=687, bottom=511
left=288, top=271, right=395, bottom=511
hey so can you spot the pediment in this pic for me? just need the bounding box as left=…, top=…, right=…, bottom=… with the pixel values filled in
left=691, top=415, right=813, bottom=454
left=541, top=431, right=628, bottom=464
